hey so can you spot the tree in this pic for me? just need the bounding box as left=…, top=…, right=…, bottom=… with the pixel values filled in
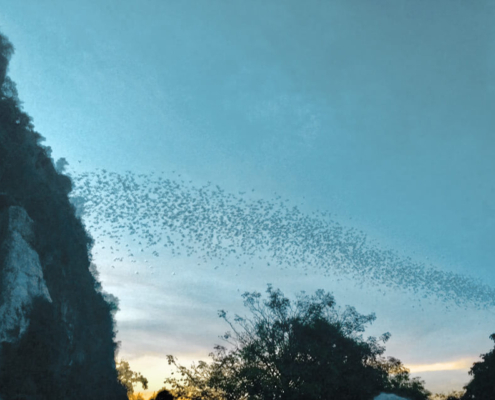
left=461, top=333, right=495, bottom=400
left=166, top=286, right=405, bottom=400
left=55, top=157, right=69, bottom=174
left=152, top=389, right=176, bottom=400
left=117, top=359, right=149, bottom=399
left=377, top=357, right=430, bottom=400
left=430, top=391, right=465, bottom=400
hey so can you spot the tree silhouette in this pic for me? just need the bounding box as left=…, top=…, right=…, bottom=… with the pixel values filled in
left=430, top=392, right=465, bottom=400
left=462, top=333, right=495, bottom=400
left=152, top=389, right=175, bottom=400
left=377, top=357, right=430, bottom=400
left=166, top=286, right=428, bottom=400
left=117, top=359, right=149, bottom=398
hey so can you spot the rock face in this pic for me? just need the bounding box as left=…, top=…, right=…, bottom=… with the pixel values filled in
left=0, top=206, right=52, bottom=343
left=0, top=32, right=126, bottom=399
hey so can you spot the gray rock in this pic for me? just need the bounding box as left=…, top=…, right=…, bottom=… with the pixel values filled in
left=0, top=205, right=35, bottom=244
left=0, top=206, right=51, bottom=343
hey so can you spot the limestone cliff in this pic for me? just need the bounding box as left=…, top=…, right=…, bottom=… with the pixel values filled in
left=0, top=206, right=52, bottom=343
left=0, top=32, right=126, bottom=399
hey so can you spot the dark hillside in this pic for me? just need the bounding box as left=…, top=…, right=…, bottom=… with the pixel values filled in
left=0, top=32, right=126, bottom=400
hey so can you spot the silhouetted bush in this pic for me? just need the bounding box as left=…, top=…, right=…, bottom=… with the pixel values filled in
left=153, top=389, right=175, bottom=400
left=461, top=333, right=495, bottom=400
left=166, top=286, right=429, bottom=400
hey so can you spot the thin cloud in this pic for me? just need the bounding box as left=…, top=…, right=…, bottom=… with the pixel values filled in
left=407, top=358, right=477, bottom=373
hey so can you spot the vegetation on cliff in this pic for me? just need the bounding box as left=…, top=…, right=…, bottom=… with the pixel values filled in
left=0, top=31, right=126, bottom=400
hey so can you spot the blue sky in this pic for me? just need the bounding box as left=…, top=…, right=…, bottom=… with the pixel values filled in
left=1, top=0, right=494, bottom=396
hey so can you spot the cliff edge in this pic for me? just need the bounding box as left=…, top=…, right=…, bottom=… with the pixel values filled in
left=0, top=32, right=126, bottom=400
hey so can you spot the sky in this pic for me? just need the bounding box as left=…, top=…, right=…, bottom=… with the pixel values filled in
left=1, top=0, right=495, bottom=396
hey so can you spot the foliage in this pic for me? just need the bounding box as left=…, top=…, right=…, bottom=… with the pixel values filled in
left=117, top=359, right=149, bottom=398
left=461, top=333, right=495, bottom=400
left=430, top=391, right=465, bottom=400
left=151, top=389, right=177, bottom=400
left=166, top=285, right=415, bottom=400
left=166, top=356, right=225, bottom=400
left=55, top=157, right=69, bottom=174
left=377, top=356, right=430, bottom=400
